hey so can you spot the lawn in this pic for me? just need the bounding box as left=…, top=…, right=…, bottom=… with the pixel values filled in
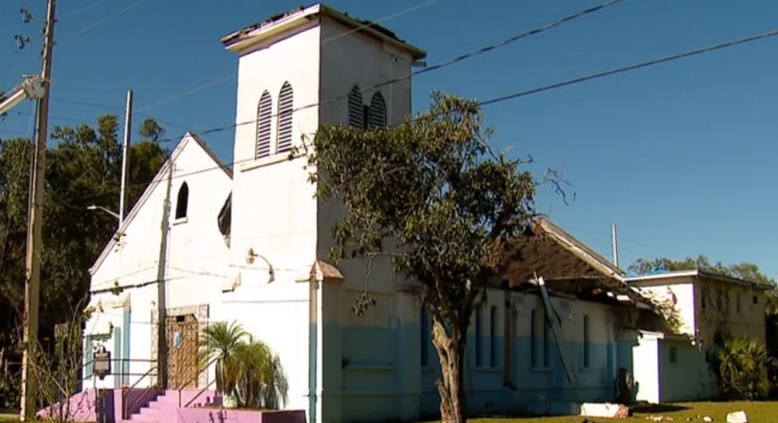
left=422, top=401, right=778, bottom=423
left=0, top=402, right=774, bottom=422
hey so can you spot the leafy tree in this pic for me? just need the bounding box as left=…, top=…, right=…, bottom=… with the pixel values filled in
left=138, top=118, right=166, bottom=143
left=0, top=115, right=168, bottom=408
left=306, top=93, right=540, bottom=422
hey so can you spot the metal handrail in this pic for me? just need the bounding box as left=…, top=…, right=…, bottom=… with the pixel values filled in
left=175, top=356, right=217, bottom=391
left=122, top=365, right=158, bottom=420
left=176, top=357, right=218, bottom=407
left=182, top=378, right=217, bottom=408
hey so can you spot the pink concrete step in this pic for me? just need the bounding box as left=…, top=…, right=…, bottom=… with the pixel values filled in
left=124, top=389, right=220, bottom=423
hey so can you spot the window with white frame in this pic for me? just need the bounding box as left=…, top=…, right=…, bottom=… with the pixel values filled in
left=276, top=82, right=293, bottom=153
left=256, top=91, right=272, bottom=159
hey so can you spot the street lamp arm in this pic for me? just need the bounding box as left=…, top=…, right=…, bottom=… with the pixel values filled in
left=87, top=205, right=120, bottom=220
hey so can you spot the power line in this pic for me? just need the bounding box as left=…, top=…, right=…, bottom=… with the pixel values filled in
left=40, top=0, right=617, bottom=144
left=94, top=0, right=626, bottom=165
left=134, top=0, right=445, bottom=113
left=145, top=26, right=778, bottom=188
left=414, top=0, right=625, bottom=79
left=137, top=0, right=619, bottom=116
left=59, top=0, right=111, bottom=20
left=172, top=0, right=627, bottom=139
left=46, top=97, right=195, bottom=134
left=58, top=0, right=155, bottom=43
left=54, top=8, right=778, bottom=209
left=480, top=28, right=778, bottom=107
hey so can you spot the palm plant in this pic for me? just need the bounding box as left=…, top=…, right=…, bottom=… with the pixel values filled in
left=715, top=336, right=774, bottom=400
left=200, top=321, right=247, bottom=396
left=232, top=337, right=289, bottom=409
left=200, top=321, right=288, bottom=409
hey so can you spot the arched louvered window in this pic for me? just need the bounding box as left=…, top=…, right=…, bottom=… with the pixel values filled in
left=256, top=91, right=272, bottom=159
left=348, top=85, right=364, bottom=128
left=276, top=82, right=293, bottom=153
left=175, top=182, right=189, bottom=219
left=368, top=91, right=387, bottom=128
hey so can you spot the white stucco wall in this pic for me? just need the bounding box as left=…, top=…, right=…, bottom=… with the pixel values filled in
left=637, top=282, right=696, bottom=336
left=632, top=335, right=659, bottom=404
left=229, top=23, right=320, bottom=277
left=210, top=274, right=311, bottom=412
left=85, top=134, right=232, bottom=389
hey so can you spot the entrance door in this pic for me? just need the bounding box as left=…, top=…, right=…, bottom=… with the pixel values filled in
left=166, top=314, right=199, bottom=389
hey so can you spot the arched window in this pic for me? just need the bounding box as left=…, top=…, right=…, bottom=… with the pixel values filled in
left=175, top=182, right=189, bottom=219
left=368, top=91, right=386, bottom=128
left=276, top=82, right=294, bottom=153
left=256, top=91, right=272, bottom=159
left=348, top=85, right=364, bottom=128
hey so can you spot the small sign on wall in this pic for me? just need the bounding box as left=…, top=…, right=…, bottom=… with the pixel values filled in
left=93, top=351, right=111, bottom=380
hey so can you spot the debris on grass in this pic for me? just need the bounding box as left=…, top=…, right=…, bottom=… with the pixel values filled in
left=726, top=410, right=748, bottom=423
left=579, top=402, right=630, bottom=418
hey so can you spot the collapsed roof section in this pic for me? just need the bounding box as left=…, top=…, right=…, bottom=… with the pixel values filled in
left=496, top=217, right=651, bottom=309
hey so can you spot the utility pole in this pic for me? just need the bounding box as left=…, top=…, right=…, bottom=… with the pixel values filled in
left=611, top=223, right=620, bottom=269
left=119, top=90, right=133, bottom=225
left=155, top=164, right=173, bottom=389
left=20, top=0, right=56, bottom=420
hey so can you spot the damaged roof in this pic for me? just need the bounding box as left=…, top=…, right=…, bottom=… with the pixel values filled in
left=498, top=217, right=623, bottom=284
left=220, top=3, right=426, bottom=61
left=496, top=217, right=650, bottom=308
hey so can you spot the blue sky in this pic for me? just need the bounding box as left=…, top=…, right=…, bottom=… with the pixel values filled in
left=2, top=0, right=778, bottom=279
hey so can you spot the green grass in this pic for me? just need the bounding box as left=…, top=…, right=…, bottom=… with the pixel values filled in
left=422, top=401, right=778, bottom=423
left=1, top=402, right=775, bottom=423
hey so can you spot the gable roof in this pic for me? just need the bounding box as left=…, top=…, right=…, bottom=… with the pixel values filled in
left=496, top=217, right=653, bottom=307
left=88, top=132, right=231, bottom=275
left=499, top=217, right=624, bottom=285
left=221, top=3, right=426, bottom=61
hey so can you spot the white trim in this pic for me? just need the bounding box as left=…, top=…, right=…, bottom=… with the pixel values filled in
left=625, top=270, right=700, bottom=283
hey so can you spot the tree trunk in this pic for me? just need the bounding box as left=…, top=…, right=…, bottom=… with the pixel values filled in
left=432, top=318, right=466, bottom=423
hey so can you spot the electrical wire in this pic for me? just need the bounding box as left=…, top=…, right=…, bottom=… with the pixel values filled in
left=58, top=0, right=156, bottom=43
left=57, top=0, right=630, bottom=205
left=46, top=10, right=778, bottom=212
left=83, top=23, right=778, bottom=203
left=135, top=0, right=445, bottom=113
left=136, top=0, right=622, bottom=116
left=60, top=0, right=111, bottom=21
left=38, top=0, right=620, bottom=150
left=47, top=98, right=195, bottom=134
left=480, top=28, right=778, bottom=106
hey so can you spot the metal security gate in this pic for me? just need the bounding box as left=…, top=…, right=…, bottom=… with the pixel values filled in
left=166, top=314, right=199, bottom=389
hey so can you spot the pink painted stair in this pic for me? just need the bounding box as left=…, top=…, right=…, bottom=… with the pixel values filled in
left=121, top=389, right=218, bottom=423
